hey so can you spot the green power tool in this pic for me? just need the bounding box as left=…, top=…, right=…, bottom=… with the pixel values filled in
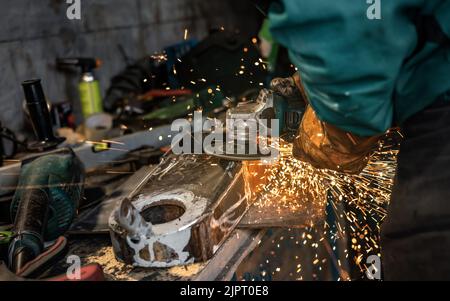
left=8, top=148, right=85, bottom=273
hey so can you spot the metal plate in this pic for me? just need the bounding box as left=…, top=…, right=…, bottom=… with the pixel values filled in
left=109, top=153, right=251, bottom=267
left=203, top=143, right=277, bottom=161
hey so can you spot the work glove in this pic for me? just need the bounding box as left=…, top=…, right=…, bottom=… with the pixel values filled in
left=294, top=105, right=380, bottom=174
left=271, top=73, right=380, bottom=174
left=270, top=72, right=308, bottom=105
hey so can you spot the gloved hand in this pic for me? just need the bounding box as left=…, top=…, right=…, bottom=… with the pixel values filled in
left=294, top=105, right=380, bottom=174
left=270, top=72, right=308, bottom=105
left=271, top=73, right=380, bottom=174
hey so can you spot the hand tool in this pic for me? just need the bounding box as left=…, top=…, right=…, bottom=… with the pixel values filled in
left=8, top=148, right=85, bottom=273
left=204, top=88, right=305, bottom=161
left=0, top=260, right=105, bottom=281
left=14, top=236, right=68, bottom=278
left=22, top=79, right=65, bottom=151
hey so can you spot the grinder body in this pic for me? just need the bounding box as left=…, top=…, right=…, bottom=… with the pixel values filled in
left=8, top=148, right=85, bottom=273
left=205, top=89, right=305, bottom=161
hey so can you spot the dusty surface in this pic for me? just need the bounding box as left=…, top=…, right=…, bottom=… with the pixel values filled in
left=49, top=235, right=205, bottom=281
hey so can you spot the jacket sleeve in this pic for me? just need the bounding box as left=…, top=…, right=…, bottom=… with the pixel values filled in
left=268, top=0, right=420, bottom=136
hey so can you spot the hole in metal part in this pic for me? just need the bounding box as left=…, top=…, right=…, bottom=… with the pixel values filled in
left=141, top=200, right=186, bottom=225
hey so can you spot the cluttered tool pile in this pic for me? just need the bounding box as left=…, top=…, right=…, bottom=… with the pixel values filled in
left=0, top=30, right=399, bottom=281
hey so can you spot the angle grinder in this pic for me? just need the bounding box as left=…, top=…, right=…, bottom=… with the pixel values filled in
left=8, top=148, right=85, bottom=274
left=204, top=88, right=305, bottom=161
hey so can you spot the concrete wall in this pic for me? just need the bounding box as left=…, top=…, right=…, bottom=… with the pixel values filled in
left=0, top=0, right=262, bottom=132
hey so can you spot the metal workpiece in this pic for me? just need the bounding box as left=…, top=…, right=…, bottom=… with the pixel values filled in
left=109, top=154, right=250, bottom=268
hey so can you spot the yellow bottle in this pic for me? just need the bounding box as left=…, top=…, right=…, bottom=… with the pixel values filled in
left=57, top=58, right=103, bottom=118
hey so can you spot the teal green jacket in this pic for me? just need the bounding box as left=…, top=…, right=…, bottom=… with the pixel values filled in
left=269, top=0, right=450, bottom=136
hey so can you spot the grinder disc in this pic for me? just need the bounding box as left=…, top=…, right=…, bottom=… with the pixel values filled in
left=203, top=141, right=278, bottom=161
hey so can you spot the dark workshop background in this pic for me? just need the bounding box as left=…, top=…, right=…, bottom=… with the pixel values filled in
left=0, top=0, right=264, bottom=133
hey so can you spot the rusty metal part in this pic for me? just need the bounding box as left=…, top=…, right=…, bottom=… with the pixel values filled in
left=109, top=154, right=250, bottom=268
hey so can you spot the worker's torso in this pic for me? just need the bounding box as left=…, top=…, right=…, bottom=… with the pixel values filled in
left=395, top=0, right=450, bottom=124
left=269, top=0, right=450, bottom=135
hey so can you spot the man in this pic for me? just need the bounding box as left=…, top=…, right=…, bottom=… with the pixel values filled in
left=267, top=0, right=450, bottom=280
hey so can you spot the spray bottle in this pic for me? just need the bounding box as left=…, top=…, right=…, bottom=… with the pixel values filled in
left=56, top=58, right=103, bottom=118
